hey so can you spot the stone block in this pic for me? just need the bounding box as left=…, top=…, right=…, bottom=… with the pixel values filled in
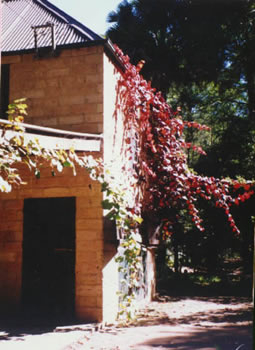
left=76, top=219, right=103, bottom=231
left=35, top=117, right=58, bottom=126
left=3, top=242, right=22, bottom=252
left=76, top=230, right=100, bottom=242
left=77, top=240, right=103, bottom=253
left=97, top=296, right=103, bottom=308
left=76, top=196, right=101, bottom=209
left=76, top=285, right=101, bottom=297
left=60, top=95, right=85, bottom=105
left=59, top=49, right=73, bottom=57
left=24, top=89, right=45, bottom=98
left=97, top=103, right=103, bottom=113
left=76, top=295, right=97, bottom=308
left=86, top=74, right=103, bottom=84
left=2, top=55, right=21, bottom=64
left=75, top=262, right=100, bottom=275
left=0, top=231, right=22, bottom=242
left=47, top=68, right=70, bottom=78
left=58, top=115, right=84, bottom=125
left=30, top=175, right=79, bottom=189
left=0, top=209, right=23, bottom=222
left=75, top=306, right=102, bottom=322
left=86, top=94, right=102, bottom=104
left=3, top=200, right=23, bottom=210
left=43, top=187, right=73, bottom=197
left=76, top=250, right=102, bottom=265
left=76, top=206, right=103, bottom=219
left=72, top=46, right=103, bottom=56
left=0, top=221, right=22, bottom=232
left=47, top=79, right=59, bottom=88
left=76, top=272, right=99, bottom=285
left=60, top=123, right=102, bottom=134
left=83, top=114, right=102, bottom=123
left=0, top=252, right=17, bottom=263
left=21, top=53, right=35, bottom=62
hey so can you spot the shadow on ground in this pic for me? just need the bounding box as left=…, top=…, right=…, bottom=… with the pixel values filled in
left=127, top=295, right=253, bottom=350
left=0, top=261, right=253, bottom=350
left=138, top=325, right=252, bottom=350
left=0, top=296, right=253, bottom=350
left=0, top=315, right=89, bottom=341
left=134, top=296, right=253, bottom=326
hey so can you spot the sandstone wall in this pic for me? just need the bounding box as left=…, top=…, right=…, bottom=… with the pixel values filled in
left=0, top=45, right=143, bottom=323
left=2, top=46, right=104, bottom=134
left=0, top=158, right=104, bottom=321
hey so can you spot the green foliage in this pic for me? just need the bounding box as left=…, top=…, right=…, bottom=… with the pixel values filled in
left=0, top=100, right=81, bottom=192
left=115, top=234, right=144, bottom=321
left=99, top=171, right=144, bottom=321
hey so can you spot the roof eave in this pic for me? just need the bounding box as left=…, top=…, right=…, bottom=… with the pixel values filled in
left=2, top=39, right=126, bottom=71
left=1, top=39, right=106, bottom=56
left=103, top=39, right=125, bottom=72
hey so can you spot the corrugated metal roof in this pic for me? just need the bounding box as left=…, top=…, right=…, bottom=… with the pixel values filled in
left=2, top=0, right=104, bottom=53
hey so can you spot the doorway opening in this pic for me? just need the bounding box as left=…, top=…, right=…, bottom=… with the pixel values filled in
left=22, top=197, right=76, bottom=320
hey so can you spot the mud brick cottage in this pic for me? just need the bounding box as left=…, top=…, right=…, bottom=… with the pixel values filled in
left=0, top=0, right=155, bottom=323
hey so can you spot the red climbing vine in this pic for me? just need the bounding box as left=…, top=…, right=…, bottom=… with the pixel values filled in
left=114, top=45, right=254, bottom=236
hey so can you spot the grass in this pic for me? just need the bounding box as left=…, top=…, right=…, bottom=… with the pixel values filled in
left=156, top=268, right=252, bottom=297
left=190, top=274, right=222, bottom=286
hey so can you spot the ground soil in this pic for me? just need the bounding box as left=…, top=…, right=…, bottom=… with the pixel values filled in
left=0, top=295, right=253, bottom=350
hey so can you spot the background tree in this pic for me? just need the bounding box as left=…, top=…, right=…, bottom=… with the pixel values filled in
left=107, top=0, right=252, bottom=95
left=107, top=0, right=255, bottom=278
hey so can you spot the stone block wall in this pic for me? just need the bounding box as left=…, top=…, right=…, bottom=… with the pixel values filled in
left=0, top=45, right=149, bottom=322
left=1, top=45, right=124, bottom=323
left=2, top=46, right=104, bottom=134
left=0, top=157, right=104, bottom=321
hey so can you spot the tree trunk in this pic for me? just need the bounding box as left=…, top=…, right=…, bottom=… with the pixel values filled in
left=146, top=247, right=157, bottom=301
left=173, top=238, right=179, bottom=274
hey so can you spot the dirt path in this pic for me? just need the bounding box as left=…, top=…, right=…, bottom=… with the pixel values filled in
left=0, top=296, right=253, bottom=350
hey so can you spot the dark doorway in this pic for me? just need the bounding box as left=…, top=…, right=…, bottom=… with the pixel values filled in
left=22, top=197, right=76, bottom=321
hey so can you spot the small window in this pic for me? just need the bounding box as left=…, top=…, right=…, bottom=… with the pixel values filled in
left=0, top=64, right=10, bottom=119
